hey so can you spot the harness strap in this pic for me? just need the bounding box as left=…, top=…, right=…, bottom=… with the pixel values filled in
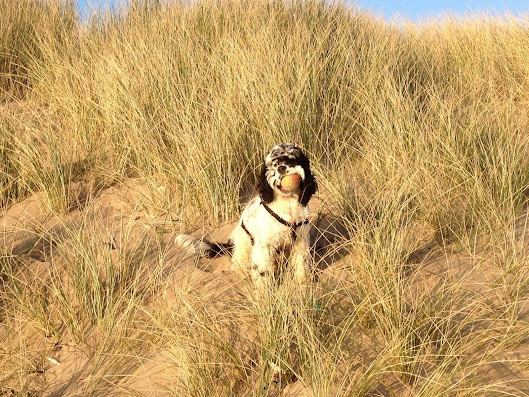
left=241, top=220, right=254, bottom=245
left=260, top=201, right=308, bottom=229
left=290, top=219, right=309, bottom=241
left=240, top=202, right=309, bottom=246
left=261, top=201, right=309, bottom=242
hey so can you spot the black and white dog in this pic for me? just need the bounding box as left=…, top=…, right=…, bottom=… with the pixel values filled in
left=175, top=143, right=317, bottom=292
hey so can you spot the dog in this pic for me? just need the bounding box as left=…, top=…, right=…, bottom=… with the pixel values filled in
left=175, top=143, right=317, bottom=292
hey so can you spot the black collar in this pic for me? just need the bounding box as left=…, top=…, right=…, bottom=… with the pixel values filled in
left=260, top=201, right=309, bottom=229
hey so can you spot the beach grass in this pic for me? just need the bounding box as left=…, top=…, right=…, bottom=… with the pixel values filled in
left=1, top=0, right=529, bottom=395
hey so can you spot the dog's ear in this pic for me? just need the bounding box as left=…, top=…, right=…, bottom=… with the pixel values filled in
left=257, top=163, right=275, bottom=204
left=299, top=154, right=317, bottom=206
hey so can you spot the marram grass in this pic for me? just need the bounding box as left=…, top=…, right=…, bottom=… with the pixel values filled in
left=1, top=0, right=529, bottom=395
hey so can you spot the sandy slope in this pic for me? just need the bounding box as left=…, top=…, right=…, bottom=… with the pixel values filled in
left=2, top=179, right=529, bottom=396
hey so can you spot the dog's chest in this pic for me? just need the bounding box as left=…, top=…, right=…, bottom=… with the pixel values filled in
left=242, top=197, right=307, bottom=248
left=269, top=225, right=296, bottom=250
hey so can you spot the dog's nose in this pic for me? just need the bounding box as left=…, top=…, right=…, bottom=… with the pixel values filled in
left=277, top=165, right=287, bottom=174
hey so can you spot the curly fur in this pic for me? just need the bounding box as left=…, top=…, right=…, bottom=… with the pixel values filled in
left=175, top=143, right=317, bottom=292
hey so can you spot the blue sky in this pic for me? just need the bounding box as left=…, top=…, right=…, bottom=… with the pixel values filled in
left=358, top=0, right=529, bottom=20
left=78, top=0, right=529, bottom=20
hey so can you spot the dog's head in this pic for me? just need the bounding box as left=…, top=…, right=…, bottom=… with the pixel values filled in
left=257, top=143, right=317, bottom=206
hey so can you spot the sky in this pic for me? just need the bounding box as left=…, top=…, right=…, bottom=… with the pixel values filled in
left=78, top=0, right=529, bottom=21
left=358, top=0, right=529, bottom=20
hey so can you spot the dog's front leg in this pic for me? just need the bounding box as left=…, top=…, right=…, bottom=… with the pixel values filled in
left=290, top=226, right=311, bottom=286
left=250, top=242, right=273, bottom=293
